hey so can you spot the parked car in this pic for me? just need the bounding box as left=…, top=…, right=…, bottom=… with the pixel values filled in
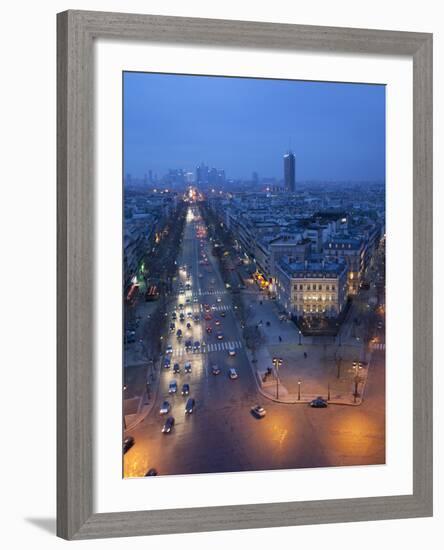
left=251, top=405, right=266, bottom=418
left=123, top=436, right=134, bottom=453
left=185, top=398, right=195, bottom=414
left=181, top=383, right=190, bottom=395
left=168, top=380, right=178, bottom=394
left=159, top=401, right=170, bottom=415
left=309, top=397, right=328, bottom=408
left=162, top=416, right=175, bottom=433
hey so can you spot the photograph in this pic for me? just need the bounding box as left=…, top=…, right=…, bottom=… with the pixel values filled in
left=122, top=72, right=386, bottom=478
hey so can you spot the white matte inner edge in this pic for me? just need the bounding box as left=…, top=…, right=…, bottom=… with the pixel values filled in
left=94, top=39, right=413, bottom=514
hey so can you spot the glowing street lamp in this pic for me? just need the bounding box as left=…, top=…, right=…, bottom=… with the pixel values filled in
left=272, top=357, right=283, bottom=399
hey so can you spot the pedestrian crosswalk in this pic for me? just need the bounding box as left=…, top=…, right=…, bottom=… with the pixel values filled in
left=195, top=289, right=227, bottom=297
left=171, top=340, right=242, bottom=357
left=199, top=303, right=231, bottom=312
left=371, top=342, right=385, bottom=350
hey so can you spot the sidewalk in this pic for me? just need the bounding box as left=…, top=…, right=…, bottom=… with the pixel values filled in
left=238, top=285, right=372, bottom=406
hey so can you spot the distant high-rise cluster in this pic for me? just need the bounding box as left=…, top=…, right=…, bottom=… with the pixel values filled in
left=196, top=163, right=226, bottom=187
left=283, top=151, right=296, bottom=192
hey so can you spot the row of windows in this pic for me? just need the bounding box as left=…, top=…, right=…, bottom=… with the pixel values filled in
left=293, top=284, right=336, bottom=291
left=294, top=295, right=336, bottom=302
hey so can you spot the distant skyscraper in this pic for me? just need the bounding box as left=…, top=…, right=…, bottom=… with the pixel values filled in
left=283, top=151, right=296, bottom=192
left=196, top=163, right=209, bottom=186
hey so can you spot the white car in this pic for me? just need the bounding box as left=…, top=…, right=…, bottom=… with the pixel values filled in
left=228, top=348, right=236, bottom=357
left=216, top=297, right=222, bottom=303
left=166, top=345, right=173, bottom=354
left=228, top=368, right=238, bottom=380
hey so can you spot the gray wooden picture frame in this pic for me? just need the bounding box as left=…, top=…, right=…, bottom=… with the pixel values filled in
left=57, top=9, right=433, bottom=540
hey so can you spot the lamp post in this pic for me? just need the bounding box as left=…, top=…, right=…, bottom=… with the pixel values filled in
left=298, top=379, right=302, bottom=401
left=298, top=330, right=302, bottom=345
left=272, top=357, right=283, bottom=399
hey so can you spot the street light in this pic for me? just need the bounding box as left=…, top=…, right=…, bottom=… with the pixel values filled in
left=298, top=330, right=302, bottom=345
left=272, top=357, right=283, bottom=399
left=298, top=379, right=302, bottom=401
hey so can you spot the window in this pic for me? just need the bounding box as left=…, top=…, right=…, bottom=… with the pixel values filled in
left=318, top=284, right=322, bottom=290
left=332, top=285, right=336, bottom=291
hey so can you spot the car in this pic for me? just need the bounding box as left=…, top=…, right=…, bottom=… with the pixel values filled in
left=216, top=332, right=224, bottom=340
left=228, top=348, right=236, bottom=356
left=123, top=436, right=135, bottom=453
left=193, top=297, right=198, bottom=303
left=204, top=313, right=212, bottom=321
left=215, top=319, right=221, bottom=326
left=185, top=339, right=192, bottom=351
left=309, top=397, right=328, bottom=408
left=169, top=323, right=175, bottom=332
left=181, top=383, right=190, bottom=395
left=184, top=362, right=192, bottom=373
left=251, top=405, right=266, bottom=418
left=206, top=326, right=212, bottom=334
left=179, top=289, right=185, bottom=295
left=145, top=468, right=158, bottom=476
left=173, top=363, right=180, bottom=374
left=228, top=368, right=238, bottom=380
left=179, top=314, right=185, bottom=322
left=164, top=357, right=171, bottom=368
left=168, top=380, right=178, bottom=394
left=162, top=416, right=175, bottom=433
left=193, top=341, right=201, bottom=351
left=193, top=314, right=200, bottom=322
left=171, top=312, right=177, bottom=320
left=220, top=311, right=226, bottom=317
left=204, top=304, right=210, bottom=311
left=159, top=401, right=170, bottom=414
left=185, top=298, right=191, bottom=304
left=186, top=322, right=192, bottom=329
left=178, top=303, right=184, bottom=310
left=166, top=345, right=173, bottom=354
left=185, top=398, right=196, bottom=414
left=211, top=365, right=221, bottom=375
left=216, top=297, right=222, bottom=303
left=176, top=329, right=182, bottom=338
left=211, top=304, right=217, bottom=310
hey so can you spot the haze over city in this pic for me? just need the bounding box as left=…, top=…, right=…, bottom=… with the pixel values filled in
left=124, top=72, right=386, bottom=183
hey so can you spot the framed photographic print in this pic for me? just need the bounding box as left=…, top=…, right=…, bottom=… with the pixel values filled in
left=57, top=10, right=433, bottom=540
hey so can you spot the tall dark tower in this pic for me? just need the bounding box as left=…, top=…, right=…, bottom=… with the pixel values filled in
left=283, top=151, right=296, bottom=192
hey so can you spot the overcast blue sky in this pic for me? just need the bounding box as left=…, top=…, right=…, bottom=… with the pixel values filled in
left=123, top=71, right=385, bottom=182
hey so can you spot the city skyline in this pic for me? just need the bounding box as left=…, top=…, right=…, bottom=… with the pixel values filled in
left=123, top=72, right=386, bottom=182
